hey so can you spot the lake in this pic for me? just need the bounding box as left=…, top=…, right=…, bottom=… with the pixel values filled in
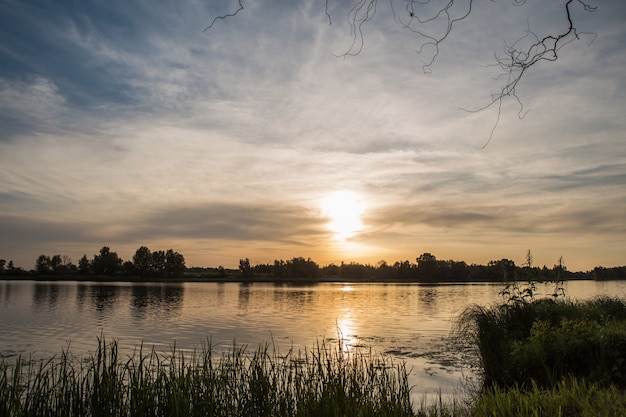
left=1, top=279, right=625, bottom=402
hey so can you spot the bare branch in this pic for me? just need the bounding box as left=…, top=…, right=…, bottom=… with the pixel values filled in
left=325, top=0, right=332, bottom=25
left=203, top=0, right=245, bottom=32
left=487, top=0, right=596, bottom=106
left=204, top=0, right=598, bottom=145
left=461, top=0, right=597, bottom=142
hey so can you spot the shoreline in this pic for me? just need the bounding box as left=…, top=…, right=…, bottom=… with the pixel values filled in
left=0, top=274, right=604, bottom=284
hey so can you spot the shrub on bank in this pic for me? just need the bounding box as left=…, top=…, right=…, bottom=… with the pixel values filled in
left=458, top=296, right=626, bottom=390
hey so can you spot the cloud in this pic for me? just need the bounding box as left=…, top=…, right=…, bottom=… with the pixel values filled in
left=123, top=203, right=325, bottom=243
left=0, top=0, right=625, bottom=270
left=0, top=76, right=66, bottom=140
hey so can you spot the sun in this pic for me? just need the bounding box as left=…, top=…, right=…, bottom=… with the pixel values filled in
left=321, top=191, right=365, bottom=240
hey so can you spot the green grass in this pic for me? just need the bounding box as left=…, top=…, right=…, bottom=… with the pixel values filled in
left=472, top=377, right=626, bottom=417
left=0, top=338, right=415, bottom=417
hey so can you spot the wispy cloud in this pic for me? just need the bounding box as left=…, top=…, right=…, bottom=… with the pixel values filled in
left=0, top=0, right=625, bottom=270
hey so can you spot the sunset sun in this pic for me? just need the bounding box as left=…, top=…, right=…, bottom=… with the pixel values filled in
left=321, top=191, right=365, bottom=240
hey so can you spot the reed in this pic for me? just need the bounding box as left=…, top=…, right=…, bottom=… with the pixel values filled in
left=0, top=338, right=415, bottom=417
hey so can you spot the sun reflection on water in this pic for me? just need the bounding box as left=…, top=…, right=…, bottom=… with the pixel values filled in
left=335, top=310, right=357, bottom=353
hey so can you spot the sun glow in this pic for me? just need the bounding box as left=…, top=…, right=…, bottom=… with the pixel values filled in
left=321, top=191, right=365, bottom=240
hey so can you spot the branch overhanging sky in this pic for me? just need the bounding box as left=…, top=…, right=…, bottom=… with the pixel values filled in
left=0, top=0, right=625, bottom=271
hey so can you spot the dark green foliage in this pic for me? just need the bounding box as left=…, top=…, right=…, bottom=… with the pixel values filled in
left=511, top=318, right=626, bottom=387
left=458, top=296, right=626, bottom=390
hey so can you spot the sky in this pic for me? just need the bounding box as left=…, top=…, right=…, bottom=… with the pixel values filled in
left=1, top=0, right=625, bottom=272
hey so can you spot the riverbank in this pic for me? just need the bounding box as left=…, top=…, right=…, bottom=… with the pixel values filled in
left=0, top=273, right=602, bottom=284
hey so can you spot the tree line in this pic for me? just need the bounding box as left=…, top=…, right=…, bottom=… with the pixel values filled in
left=237, top=252, right=626, bottom=282
left=0, top=246, right=185, bottom=278
left=1, top=249, right=625, bottom=282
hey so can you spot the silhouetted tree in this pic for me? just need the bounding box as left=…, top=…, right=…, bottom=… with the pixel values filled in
left=50, top=255, right=63, bottom=274
left=133, top=246, right=153, bottom=276
left=78, top=254, right=90, bottom=275
left=92, top=246, right=122, bottom=276
left=35, top=255, right=52, bottom=274
left=164, top=249, right=186, bottom=276
left=321, top=263, right=341, bottom=277
left=486, top=258, right=518, bottom=281
left=152, top=250, right=166, bottom=275
left=239, top=258, right=252, bottom=279
left=272, top=259, right=287, bottom=278
left=340, top=261, right=373, bottom=280
left=416, top=253, right=438, bottom=281
left=393, top=260, right=416, bottom=280
left=287, top=257, right=320, bottom=279
left=121, top=261, right=136, bottom=276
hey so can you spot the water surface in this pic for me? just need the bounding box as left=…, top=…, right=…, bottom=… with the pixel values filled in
left=1, top=279, right=625, bottom=400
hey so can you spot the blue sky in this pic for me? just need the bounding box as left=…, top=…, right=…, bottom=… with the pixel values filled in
left=1, top=0, right=625, bottom=271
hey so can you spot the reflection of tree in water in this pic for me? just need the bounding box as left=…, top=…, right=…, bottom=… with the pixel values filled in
left=1, top=282, right=15, bottom=306
left=32, top=283, right=61, bottom=310
left=75, top=283, right=88, bottom=310
left=216, top=282, right=225, bottom=301
left=419, top=286, right=438, bottom=313
left=238, top=283, right=251, bottom=311
left=272, top=284, right=315, bottom=311
left=90, top=285, right=120, bottom=312
left=130, top=284, right=184, bottom=320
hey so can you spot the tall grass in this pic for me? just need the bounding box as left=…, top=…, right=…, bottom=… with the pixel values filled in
left=0, top=338, right=415, bottom=417
left=472, top=377, right=626, bottom=417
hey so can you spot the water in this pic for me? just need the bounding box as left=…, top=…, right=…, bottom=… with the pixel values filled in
left=1, top=279, right=625, bottom=401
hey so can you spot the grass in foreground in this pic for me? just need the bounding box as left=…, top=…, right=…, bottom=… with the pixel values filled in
left=471, top=377, right=626, bottom=417
left=0, top=338, right=414, bottom=417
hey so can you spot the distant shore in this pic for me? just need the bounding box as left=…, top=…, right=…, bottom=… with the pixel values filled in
left=0, top=274, right=607, bottom=284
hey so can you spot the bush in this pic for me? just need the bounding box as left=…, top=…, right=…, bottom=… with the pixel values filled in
left=458, top=296, right=626, bottom=390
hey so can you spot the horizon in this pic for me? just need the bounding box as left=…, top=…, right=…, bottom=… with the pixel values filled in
left=3, top=246, right=621, bottom=274
left=1, top=1, right=625, bottom=272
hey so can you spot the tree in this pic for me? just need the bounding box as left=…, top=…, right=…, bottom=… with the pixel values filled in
left=487, top=258, right=518, bottom=281
left=239, top=258, right=252, bottom=279
left=164, top=249, right=186, bottom=276
left=78, top=254, right=91, bottom=275
left=92, top=246, right=122, bottom=276
left=152, top=250, right=166, bottom=275
left=50, top=255, right=63, bottom=274
left=121, top=261, right=136, bottom=276
left=206, top=0, right=597, bottom=144
left=0, top=259, right=5, bottom=273
left=133, top=246, right=153, bottom=276
left=35, top=254, right=52, bottom=274
left=416, top=253, right=438, bottom=281
left=393, top=260, right=416, bottom=280
left=287, top=257, right=320, bottom=279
